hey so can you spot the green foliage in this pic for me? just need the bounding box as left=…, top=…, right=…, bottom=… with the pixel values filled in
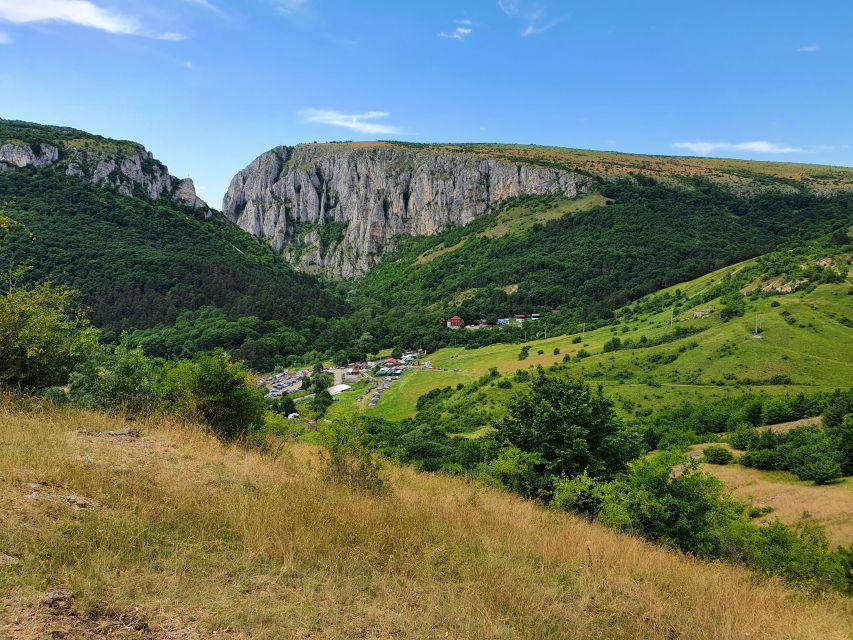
left=702, top=445, right=734, bottom=465
left=551, top=471, right=604, bottom=518
left=719, top=292, right=746, bottom=321
left=739, top=426, right=844, bottom=484
left=0, top=164, right=348, bottom=358
left=310, top=390, right=334, bottom=417
left=69, top=342, right=160, bottom=416
left=267, top=394, right=296, bottom=417
left=318, top=416, right=385, bottom=493
left=476, top=446, right=546, bottom=498
left=496, top=369, right=640, bottom=495
left=551, top=452, right=851, bottom=593
left=160, top=350, right=265, bottom=440
left=597, top=454, right=740, bottom=556
left=0, top=281, right=99, bottom=390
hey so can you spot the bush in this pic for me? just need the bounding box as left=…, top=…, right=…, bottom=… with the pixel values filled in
left=70, top=343, right=161, bottom=417
left=161, top=349, right=266, bottom=440
left=318, top=416, right=385, bottom=493
left=0, top=281, right=99, bottom=390
left=703, top=445, right=734, bottom=465
left=553, top=347, right=560, bottom=355
left=797, top=458, right=842, bottom=485
left=551, top=472, right=603, bottom=518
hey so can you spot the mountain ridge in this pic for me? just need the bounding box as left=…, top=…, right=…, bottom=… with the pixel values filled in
left=223, top=140, right=853, bottom=279
left=0, top=118, right=207, bottom=209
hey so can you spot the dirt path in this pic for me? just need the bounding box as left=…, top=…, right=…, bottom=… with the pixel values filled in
left=756, top=416, right=822, bottom=434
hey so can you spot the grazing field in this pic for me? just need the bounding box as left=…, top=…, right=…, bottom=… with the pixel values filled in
left=1, top=402, right=851, bottom=639
left=342, top=260, right=853, bottom=422
left=699, top=462, right=853, bottom=547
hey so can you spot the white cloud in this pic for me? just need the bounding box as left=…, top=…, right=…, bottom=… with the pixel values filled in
left=795, top=43, right=821, bottom=53
left=299, top=109, right=403, bottom=135
left=0, top=29, right=10, bottom=44
left=498, top=0, right=559, bottom=36
left=672, top=140, right=804, bottom=155
left=184, top=60, right=193, bottom=69
left=439, top=19, right=473, bottom=41
left=0, top=0, right=184, bottom=39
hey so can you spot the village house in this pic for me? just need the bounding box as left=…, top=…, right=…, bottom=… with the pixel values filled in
left=446, top=315, right=465, bottom=329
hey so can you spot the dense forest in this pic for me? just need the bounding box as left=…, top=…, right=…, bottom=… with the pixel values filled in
left=0, top=167, right=350, bottom=345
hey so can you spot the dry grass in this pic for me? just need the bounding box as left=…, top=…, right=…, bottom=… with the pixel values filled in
left=700, top=463, right=853, bottom=547
left=1, top=402, right=851, bottom=639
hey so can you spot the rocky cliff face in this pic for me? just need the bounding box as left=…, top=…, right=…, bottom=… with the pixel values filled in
left=0, top=140, right=207, bottom=209
left=223, top=144, right=592, bottom=277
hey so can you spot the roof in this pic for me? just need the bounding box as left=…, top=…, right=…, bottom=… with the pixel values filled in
left=448, top=315, right=464, bottom=321
left=327, top=384, right=352, bottom=396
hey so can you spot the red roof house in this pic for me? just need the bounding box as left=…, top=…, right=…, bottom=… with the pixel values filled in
left=446, top=315, right=465, bottom=329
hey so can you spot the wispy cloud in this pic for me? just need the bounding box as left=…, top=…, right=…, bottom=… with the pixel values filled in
left=795, top=43, right=821, bottom=53
left=672, top=140, right=804, bottom=155
left=439, top=18, right=472, bottom=41
left=0, top=0, right=185, bottom=40
left=299, top=109, right=403, bottom=135
left=0, top=29, right=10, bottom=44
left=498, top=0, right=560, bottom=37
left=183, top=0, right=224, bottom=16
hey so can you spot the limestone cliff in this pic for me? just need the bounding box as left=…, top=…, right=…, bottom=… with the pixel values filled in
left=223, top=143, right=591, bottom=277
left=0, top=135, right=207, bottom=209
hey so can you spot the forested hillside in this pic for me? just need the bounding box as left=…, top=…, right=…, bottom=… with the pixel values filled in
left=0, top=120, right=352, bottom=369
left=358, top=179, right=853, bottom=343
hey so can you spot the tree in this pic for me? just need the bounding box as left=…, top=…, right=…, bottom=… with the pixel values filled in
left=497, top=369, right=640, bottom=491
left=268, top=394, right=296, bottom=417
left=161, top=349, right=265, bottom=440
left=0, top=281, right=99, bottom=390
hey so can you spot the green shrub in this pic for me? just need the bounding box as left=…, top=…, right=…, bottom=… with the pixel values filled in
left=703, top=445, right=734, bottom=465
left=161, top=349, right=266, bottom=440
left=70, top=343, right=161, bottom=417
left=0, top=281, right=99, bottom=391
left=319, top=416, right=385, bottom=493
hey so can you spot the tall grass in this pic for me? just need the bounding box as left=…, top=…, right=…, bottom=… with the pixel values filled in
left=1, top=401, right=850, bottom=639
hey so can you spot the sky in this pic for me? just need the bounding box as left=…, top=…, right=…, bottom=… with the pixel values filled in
left=0, top=0, right=851, bottom=207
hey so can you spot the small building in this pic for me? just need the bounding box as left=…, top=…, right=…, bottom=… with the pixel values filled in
left=551, top=309, right=561, bottom=315
left=447, top=315, right=465, bottom=329
left=327, top=384, right=352, bottom=396
left=497, top=318, right=510, bottom=326
left=530, top=313, right=541, bottom=320
left=514, top=314, right=527, bottom=324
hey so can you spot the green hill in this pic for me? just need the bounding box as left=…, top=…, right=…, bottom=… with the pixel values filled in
left=334, top=247, right=853, bottom=424
left=0, top=120, right=350, bottom=368
left=357, top=181, right=853, bottom=342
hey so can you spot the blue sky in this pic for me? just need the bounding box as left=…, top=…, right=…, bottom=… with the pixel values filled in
left=1, top=0, right=851, bottom=207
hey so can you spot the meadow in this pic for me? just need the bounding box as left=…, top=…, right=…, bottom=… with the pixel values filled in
left=1, top=400, right=851, bottom=639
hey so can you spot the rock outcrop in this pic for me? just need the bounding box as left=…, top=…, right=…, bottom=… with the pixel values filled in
left=223, top=143, right=592, bottom=277
left=0, top=140, right=207, bottom=209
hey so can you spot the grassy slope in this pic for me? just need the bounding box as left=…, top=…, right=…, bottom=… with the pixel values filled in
left=331, top=259, right=853, bottom=423
left=1, top=403, right=850, bottom=639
